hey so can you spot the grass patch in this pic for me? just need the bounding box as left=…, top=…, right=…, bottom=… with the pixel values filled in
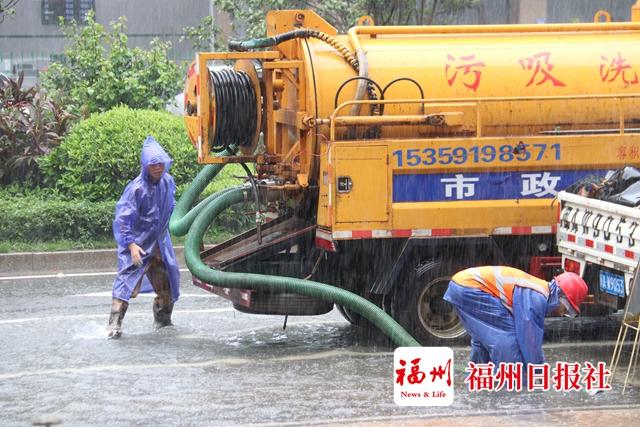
left=0, top=239, right=116, bottom=253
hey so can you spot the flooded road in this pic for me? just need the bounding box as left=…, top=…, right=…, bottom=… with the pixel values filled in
left=0, top=272, right=638, bottom=426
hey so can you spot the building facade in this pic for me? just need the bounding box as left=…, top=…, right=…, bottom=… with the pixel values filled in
left=0, top=0, right=635, bottom=85
left=455, top=0, right=635, bottom=25
left=0, top=0, right=222, bottom=84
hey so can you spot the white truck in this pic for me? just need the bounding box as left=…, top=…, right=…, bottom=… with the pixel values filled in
left=557, top=190, right=640, bottom=313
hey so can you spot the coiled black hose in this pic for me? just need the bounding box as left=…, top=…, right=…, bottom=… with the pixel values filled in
left=209, top=68, right=257, bottom=153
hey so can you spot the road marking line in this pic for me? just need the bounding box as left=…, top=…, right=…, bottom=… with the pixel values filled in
left=0, top=350, right=385, bottom=380
left=0, top=268, right=190, bottom=281
left=0, top=359, right=249, bottom=380
left=0, top=308, right=235, bottom=324
left=270, top=349, right=389, bottom=362
left=70, top=292, right=214, bottom=298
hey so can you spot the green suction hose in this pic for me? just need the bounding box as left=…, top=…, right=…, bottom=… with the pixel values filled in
left=169, top=148, right=233, bottom=237
left=169, top=150, right=420, bottom=347
left=177, top=184, right=420, bottom=347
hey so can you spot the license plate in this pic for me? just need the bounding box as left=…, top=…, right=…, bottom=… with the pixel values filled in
left=599, top=270, right=626, bottom=297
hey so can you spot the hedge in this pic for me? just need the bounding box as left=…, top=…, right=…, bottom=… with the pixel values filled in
left=0, top=193, right=251, bottom=243
left=40, top=106, right=202, bottom=202
left=0, top=195, right=115, bottom=242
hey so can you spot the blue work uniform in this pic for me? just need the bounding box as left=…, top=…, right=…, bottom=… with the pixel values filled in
left=444, top=266, right=560, bottom=367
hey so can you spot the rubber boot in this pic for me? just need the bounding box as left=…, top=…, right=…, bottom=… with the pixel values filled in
left=107, top=299, right=128, bottom=339
left=153, top=299, right=173, bottom=328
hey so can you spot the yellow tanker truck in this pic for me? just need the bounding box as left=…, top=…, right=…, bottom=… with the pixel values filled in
left=174, top=3, right=640, bottom=345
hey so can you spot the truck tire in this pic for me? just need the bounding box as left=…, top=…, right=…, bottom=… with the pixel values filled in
left=391, top=260, right=468, bottom=345
left=336, top=294, right=386, bottom=328
left=336, top=305, right=362, bottom=325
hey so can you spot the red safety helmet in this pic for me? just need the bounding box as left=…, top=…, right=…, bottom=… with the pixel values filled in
left=554, top=272, right=589, bottom=313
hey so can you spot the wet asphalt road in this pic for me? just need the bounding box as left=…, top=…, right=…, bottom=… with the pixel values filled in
left=0, top=272, right=639, bottom=426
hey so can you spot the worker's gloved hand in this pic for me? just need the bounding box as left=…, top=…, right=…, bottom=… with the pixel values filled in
left=128, top=243, right=147, bottom=267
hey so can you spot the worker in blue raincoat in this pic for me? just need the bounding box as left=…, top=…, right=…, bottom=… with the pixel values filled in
left=107, top=136, right=180, bottom=339
left=444, top=266, right=588, bottom=367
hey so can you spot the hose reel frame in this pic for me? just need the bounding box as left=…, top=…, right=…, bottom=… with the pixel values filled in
left=208, top=60, right=263, bottom=155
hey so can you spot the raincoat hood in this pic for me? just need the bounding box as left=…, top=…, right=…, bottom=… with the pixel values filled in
left=141, top=136, right=173, bottom=182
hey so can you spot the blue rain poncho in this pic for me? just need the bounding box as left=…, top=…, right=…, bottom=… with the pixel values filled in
left=444, top=279, right=560, bottom=367
left=111, top=136, right=180, bottom=303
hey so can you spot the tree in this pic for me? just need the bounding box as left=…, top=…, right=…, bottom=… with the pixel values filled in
left=0, top=0, right=19, bottom=23
left=181, top=15, right=221, bottom=51
left=41, top=11, right=181, bottom=116
left=356, top=0, right=479, bottom=26
left=213, top=0, right=478, bottom=39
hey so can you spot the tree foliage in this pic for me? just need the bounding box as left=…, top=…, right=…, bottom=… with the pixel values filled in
left=0, top=0, right=19, bottom=23
left=181, top=15, right=221, bottom=51
left=363, top=0, right=479, bottom=25
left=214, top=0, right=478, bottom=39
left=41, top=11, right=181, bottom=116
left=0, top=72, right=73, bottom=186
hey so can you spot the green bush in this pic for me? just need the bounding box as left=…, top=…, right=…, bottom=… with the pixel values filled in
left=0, top=191, right=251, bottom=244
left=0, top=73, right=74, bottom=186
left=0, top=195, right=115, bottom=242
left=41, top=11, right=181, bottom=115
left=0, top=185, right=62, bottom=199
left=8, top=102, right=254, bottom=245
left=40, top=106, right=204, bottom=201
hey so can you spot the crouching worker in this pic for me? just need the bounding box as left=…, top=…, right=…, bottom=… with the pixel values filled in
left=106, top=136, right=180, bottom=339
left=444, top=266, right=588, bottom=367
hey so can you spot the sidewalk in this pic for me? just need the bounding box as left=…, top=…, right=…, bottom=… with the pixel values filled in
left=0, top=247, right=190, bottom=276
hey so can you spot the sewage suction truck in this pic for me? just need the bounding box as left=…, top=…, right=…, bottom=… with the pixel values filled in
left=171, top=3, right=640, bottom=345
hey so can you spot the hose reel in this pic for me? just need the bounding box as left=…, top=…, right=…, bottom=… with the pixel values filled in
left=207, top=60, right=262, bottom=155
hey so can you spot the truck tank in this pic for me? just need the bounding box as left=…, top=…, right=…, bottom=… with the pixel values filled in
left=179, top=4, right=640, bottom=344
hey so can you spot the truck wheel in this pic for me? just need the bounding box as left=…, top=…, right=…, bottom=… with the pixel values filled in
left=336, top=294, right=384, bottom=328
left=392, top=260, right=468, bottom=345
left=336, top=305, right=360, bottom=325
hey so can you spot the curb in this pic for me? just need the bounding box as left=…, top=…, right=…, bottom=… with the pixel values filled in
left=320, top=407, right=640, bottom=427
left=0, top=246, right=191, bottom=276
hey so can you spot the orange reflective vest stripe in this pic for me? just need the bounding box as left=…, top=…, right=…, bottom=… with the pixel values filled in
left=451, top=266, right=549, bottom=311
